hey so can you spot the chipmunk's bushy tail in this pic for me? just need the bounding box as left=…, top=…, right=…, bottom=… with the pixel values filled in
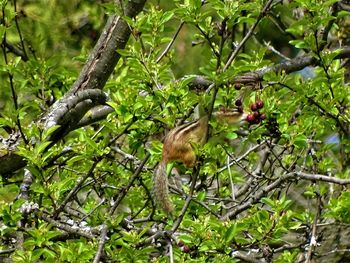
left=153, top=160, right=173, bottom=213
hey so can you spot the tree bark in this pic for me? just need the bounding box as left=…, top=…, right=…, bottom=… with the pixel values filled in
left=0, top=0, right=147, bottom=175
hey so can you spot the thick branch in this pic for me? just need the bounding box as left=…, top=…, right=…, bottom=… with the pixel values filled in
left=75, top=105, right=114, bottom=128
left=68, top=0, right=146, bottom=94
left=0, top=0, right=147, bottom=175
left=44, top=89, right=108, bottom=129
left=189, top=46, right=350, bottom=89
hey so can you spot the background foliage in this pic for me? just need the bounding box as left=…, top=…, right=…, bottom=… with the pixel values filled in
left=1, top=0, right=350, bottom=262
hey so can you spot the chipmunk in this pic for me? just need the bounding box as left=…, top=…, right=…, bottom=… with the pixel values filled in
left=154, top=108, right=247, bottom=213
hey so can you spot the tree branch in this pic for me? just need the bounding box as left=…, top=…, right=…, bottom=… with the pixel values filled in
left=75, top=105, right=114, bottom=128
left=190, top=46, right=350, bottom=90
left=39, top=212, right=96, bottom=239
left=92, top=224, right=108, bottom=263
left=0, top=0, right=147, bottom=175
left=221, top=171, right=350, bottom=220
left=68, top=0, right=146, bottom=94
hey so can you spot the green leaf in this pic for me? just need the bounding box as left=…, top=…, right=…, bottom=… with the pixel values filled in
left=289, top=40, right=307, bottom=49
left=177, top=234, right=194, bottom=244
left=197, top=191, right=206, bottom=201
left=225, top=132, right=238, bottom=140
left=42, top=125, right=60, bottom=140
left=261, top=197, right=275, bottom=208
left=224, top=224, right=238, bottom=244
left=337, top=10, right=350, bottom=18
left=160, top=11, right=174, bottom=24
left=293, top=134, right=308, bottom=149
left=116, top=49, right=130, bottom=56
left=35, top=141, right=52, bottom=155
left=199, top=240, right=216, bottom=252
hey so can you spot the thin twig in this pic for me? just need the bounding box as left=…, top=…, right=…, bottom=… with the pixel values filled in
left=263, top=40, right=291, bottom=61
left=79, top=198, right=106, bottom=223
left=156, top=21, right=184, bottom=63
left=305, top=195, right=321, bottom=263
left=190, top=196, right=221, bottom=218
left=196, top=24, right=220, bottom=58
left=0, top=248, right=16, bottom=255
left=109, top=117, right=137, bottom=145
left=1, top=6, right=28, bottom=144
left=227, top=156, right=235, bottom=201
left=313, top=29, right=334, bottom=99
left=13, top=0, right=28, bottom=60
left=171, top=165, right=200, bottom=233
left=134, top=178, right=156, bottom=220
left=3, top=40, right=27, bottom=60
left=109, top=153, right=150, bottom=215
left=218, top=140, right=266, bottom=173
left=216, top=17, right=228, bottom=71
left=54, top=159, right=100, bottom=217
left=319, top=2, right=338, bottom=50
left=223, top=0, right=275, bottom=71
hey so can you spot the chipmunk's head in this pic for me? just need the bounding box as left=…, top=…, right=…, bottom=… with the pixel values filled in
left=213, top=108, right=248, bottom=125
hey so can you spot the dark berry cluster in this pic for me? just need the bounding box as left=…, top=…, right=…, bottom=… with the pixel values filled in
left=265, top=115, right=281, bottom=138
left=246, top=100, right=266, bottom=124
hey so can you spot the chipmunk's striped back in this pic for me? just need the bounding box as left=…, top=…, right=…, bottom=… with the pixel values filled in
left=153, top=110, right=246, bottom=213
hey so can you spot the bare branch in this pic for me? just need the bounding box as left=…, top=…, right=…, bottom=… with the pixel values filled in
left=92, top=224, right=108, bottom=263
left=39, top=212, right=96, bottom=239
left=338, top=2, right=350, bottom=12
left=221, top=171, right=350, bottom=220
left=75, top=105, right=114, bottom=128
left=190, top=46, right=350, bottom=91
left=305, top=195, right=322, bottom=263
left=44, top=89, right=108, bottom=129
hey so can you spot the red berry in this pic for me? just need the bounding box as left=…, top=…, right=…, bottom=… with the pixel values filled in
left=234, top=82, right=241, bottom=90
left=260, top=113, right=267, bottom=120
left=178, top=240, right=184, bottom=247
left=246, top=114, right=255, bottom=123
left=253, top=111, right=260, bottom=118
left=182, top=245, right=190, bottom=253
left=237, top=106, right=244, bottom=113
left=250, top=103, right=258, bottom=111
left=256, top=100, right=264, bottom=109
left=235, top=99, right=242, bottom=106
